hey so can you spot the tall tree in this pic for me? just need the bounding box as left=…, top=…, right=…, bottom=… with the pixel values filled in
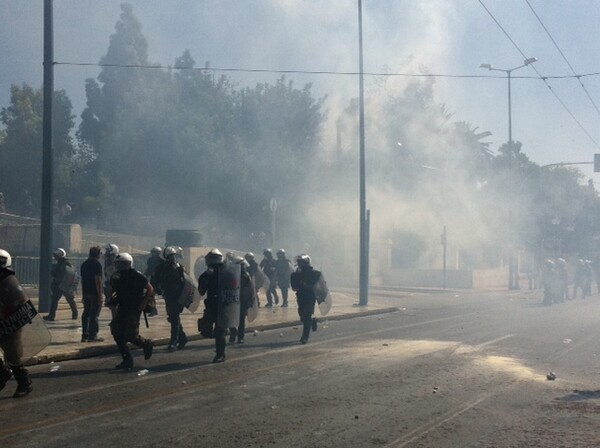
left=0, top=84, right=75, bottom=216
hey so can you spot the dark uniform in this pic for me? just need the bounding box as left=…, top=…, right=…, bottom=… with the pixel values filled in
left=153, top=258, right=188, bottom=350
left=109, top=260, right=154, bottom=370
left=229, top=259, right=256, bottom=344
left=103, top=245, right=119, bottom=318
left=144, top=249, right=162, bottom=317
left=198, top=249, right=240, bottom=363
left=244, top=253, right=261, bottom=307
left=275, top=250, right=293, bottom=307
left=80, top=248, right=104, bottom=342
left=46, top=253, right=78, bottom=321
left=290, top=256, right=321, bottom=344
left=260, top=250, right=278, bottom=307
left=0, top=264, right=33, bottom=397
left=572, top=259, right=591, bottom=299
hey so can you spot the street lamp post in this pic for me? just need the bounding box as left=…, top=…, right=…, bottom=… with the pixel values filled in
left=480, top=57, right=537, bottom=290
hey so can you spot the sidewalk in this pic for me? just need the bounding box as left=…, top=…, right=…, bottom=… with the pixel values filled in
left=26, top=290, right=399, bottom=365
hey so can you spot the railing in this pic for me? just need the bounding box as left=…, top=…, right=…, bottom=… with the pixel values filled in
left=12, top=256, right=148, bottom=286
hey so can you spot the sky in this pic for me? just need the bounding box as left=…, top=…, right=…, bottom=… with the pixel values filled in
left=2, top=0, right=600, bottom=181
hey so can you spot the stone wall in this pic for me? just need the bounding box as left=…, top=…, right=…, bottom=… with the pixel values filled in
left=0, top=224, right=82, bottom=255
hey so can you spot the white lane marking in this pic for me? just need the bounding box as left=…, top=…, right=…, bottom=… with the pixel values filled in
left=384, top=393, right=492, bottom=448
left=16, top=310, right=490, bottom=407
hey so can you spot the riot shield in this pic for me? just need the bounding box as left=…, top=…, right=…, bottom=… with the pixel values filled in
left=217, top=262, right=241, bottom=329
left=177, top=272, right=202, bottom=313
left=246, top=298, right=259, bottom=322
left=0, top=300, right=51, bottom=362
left=59, top=264, right=78, bottom=295
left=314, top=273, right=332, bottom=316
left=254, top=267, right=270, bottom=292
left=19, top=314, right=52, bottom=361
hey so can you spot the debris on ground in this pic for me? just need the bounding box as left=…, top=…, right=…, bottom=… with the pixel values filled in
left=546, top=372, right=557, bottom=381
left=137, top=369, right=149, bottom=376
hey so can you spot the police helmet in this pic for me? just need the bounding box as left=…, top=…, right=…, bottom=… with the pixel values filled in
left=276, top=249, right=286, bottom=259
left=296, top=254, right=311, bottom=269
left=263, top=248, right=273, bottom=258
left=163, top=246, right=179, bottom=259
left=205, top=248, right=223, bottom=266
left=225, top=251, right=235, bottom=262
left=0, top=249, right=12, bottom=268
left=233, top=255, right=249, bottom=269
left=245, top=252, right=255, bottom=262
left=114, top=252, right=134, bottom=271
left=53, top=248, right=66, bottom=258
left=150, top=246, right=162, bottom=255
left=105, top=243, right=119, bottom=255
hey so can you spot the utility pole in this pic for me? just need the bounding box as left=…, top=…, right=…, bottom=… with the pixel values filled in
left=39, top=0, right=54, bottom=312
left=480, top=57, right=537, bottom=290
left=357, top=0, right=369, bottom=306
left=441, top=226, right=447, bottom=290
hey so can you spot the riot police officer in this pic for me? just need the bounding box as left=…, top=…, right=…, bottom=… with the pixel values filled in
left=245, top=252, right=261, bottom=307
left=291, top=254, right=323, bottom=344
left=144, top=246, right=162, bottom=317
left=198, top=249, right=241, bottom=363
left=109, top=253, right=154, bottom=370
left=153, top=246, right=188, bottom=351
left=0, top=249, right=34, bottom=398
left=260, top=249, right=278, bottom=307
left=275, top=249, right=293, bottom=307
left=44, top=248, right=78, bottom=321
left=229, top=256, right=256, bottom=344
left=103, top=243, right=119, bottom=316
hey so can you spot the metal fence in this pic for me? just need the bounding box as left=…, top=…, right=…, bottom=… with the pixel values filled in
left=12, top=255, right=148, bottom=286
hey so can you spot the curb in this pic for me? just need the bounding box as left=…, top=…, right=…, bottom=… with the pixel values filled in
left=25, top=306, right=400, bottom=366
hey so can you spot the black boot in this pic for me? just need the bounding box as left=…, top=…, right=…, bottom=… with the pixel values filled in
left=11, top=365, right=32, bottom=398
left=177, top=332, right=188, bottom=350
left=229, top=328, right=237, bottom=344
left=115, top=354, right=133, bottom=370
left=214, top=338, right=226, bottom=363
left=300, top=321, right=311, bottom=344
left=0, top=363, right=12, bottom=392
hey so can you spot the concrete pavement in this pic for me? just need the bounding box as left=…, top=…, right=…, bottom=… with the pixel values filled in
left=26, top=289, right=399, bottom=365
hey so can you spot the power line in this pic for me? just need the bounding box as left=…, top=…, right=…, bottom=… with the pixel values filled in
left=53, top=60, right=600, bottom=80
left=478, top=0, right=600, bottom=150
left=524, top=0, right=600, bottom=116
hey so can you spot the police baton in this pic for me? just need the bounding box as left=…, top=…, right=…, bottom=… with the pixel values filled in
left=143, top=311, right=149, bottom=328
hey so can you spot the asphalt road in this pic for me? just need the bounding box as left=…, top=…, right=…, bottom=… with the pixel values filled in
left=2, top=288, right=600, bottom=447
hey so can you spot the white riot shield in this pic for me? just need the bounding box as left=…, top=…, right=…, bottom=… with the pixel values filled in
left=59, top=264, right=78, bottom=295
left=19, top=314, right=52, bottom=361
left=314, top=273, right=332, bottom=316
left=178, top=272, right=202, bottom=313
left=246, top=296, right=259, bottom=322
left=254, top=267, right=270, bottom=292
left=217, top=262, right=241, bottom=329
left=0, top=301, right=51, bottom=362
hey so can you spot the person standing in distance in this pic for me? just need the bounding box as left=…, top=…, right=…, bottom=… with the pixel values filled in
left=109, top=253, right=154, bottom=370
left=80, top=246, right=104, bottom=342
left=290, top=254, right=321, bottom=344
left=0, top=249, right=33, bottom=398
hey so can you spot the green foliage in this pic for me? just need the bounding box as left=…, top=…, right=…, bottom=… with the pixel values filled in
left=0, top=84, right=75, bottom=216
left=76, top=4, right=325, bottom=237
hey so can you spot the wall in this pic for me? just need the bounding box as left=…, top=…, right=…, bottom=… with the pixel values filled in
left=0, top=224, right=82, bottom=255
